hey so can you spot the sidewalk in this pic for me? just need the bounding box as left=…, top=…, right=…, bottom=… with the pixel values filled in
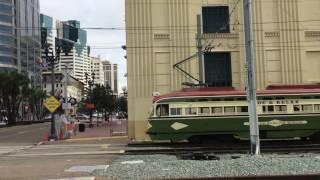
left=67, top=119, right=128, bottom=141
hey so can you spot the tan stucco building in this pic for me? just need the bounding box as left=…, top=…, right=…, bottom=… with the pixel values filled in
left=125, top=0, right=320, bottom=141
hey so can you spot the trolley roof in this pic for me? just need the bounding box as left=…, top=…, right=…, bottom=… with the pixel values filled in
left=153, top=85, right=320, bottom=103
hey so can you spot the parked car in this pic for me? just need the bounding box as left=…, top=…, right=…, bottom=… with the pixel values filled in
left=75, top=114, right=90, bottom=123
left=44, top=115, right=52, bottom=121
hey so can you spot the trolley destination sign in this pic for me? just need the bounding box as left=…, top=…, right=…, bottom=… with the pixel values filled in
left=44, top=96, right=61, bottom=113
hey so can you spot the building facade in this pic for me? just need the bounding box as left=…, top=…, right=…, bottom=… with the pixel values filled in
left=0, top=0, right=16, bottom=71
left=55, top=20, right=92, bottom=88
left=102, top=60, right=118, bottom=94
left=40, top=14, right=54, bottom=61
left=0, top=0, right=41, bottom=78
left=91, top=56, right=104, bottom=85
left=125, top=0, right=320, bottom=140
left=42, top=71, right=84, bottom=103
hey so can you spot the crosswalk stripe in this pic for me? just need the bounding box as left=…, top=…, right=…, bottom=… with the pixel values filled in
left=0, top=145, right=32, bottom=155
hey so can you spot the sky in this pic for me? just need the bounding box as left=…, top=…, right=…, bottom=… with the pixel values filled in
left=40, top=0, right=127, bottom=90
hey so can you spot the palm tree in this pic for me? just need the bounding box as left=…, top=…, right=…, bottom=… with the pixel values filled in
left=0, top=72, right=29, bottom=125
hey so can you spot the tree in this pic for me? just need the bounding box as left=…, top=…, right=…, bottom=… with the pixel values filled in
left=116, top=96, right=128, bottom=118
left=23, top=87, right=47, bottom=121
left=89, top=84, right=117, bottom=121
left=0, top=72, right=29, bottom=125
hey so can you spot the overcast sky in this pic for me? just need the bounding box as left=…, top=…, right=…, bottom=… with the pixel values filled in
left=40, top=0, right=127, bottom=89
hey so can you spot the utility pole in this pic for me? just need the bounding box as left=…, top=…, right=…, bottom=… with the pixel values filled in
left=44, top=41, right=61, bottom=141
left=63, top=63, right=70, bottom=121
left=197, top=15, right=205, bottom=84
left=244, top=0, right=260, bottom=155
left=85, top=72, right=95, bottom=128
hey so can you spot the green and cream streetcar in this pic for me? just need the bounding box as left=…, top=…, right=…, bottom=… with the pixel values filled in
left=147, top=85, right=320, bottom=142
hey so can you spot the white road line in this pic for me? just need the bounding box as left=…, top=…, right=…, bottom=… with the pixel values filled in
left=32, top=144, right=109, bottom=150
left=48, top=177, right=95, bottom=180
left=17, top=130, right=29, bottom=135
left=0, top=145, right=31, bottom=155
left=7, top=150, right=125, bottom=157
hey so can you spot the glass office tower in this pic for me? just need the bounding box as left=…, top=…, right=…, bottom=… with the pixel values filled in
left=0, top=0, right=41, bottom=75
left=0, top=0, right=16, bottom=72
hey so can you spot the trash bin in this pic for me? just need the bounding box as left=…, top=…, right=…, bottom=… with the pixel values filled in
left=79, top=123, right=85, bottom=132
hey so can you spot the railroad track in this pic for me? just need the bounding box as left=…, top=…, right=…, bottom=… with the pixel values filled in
left=125, top=142, right=320, bottom=155
left=162, top=174, right=320, bottom=180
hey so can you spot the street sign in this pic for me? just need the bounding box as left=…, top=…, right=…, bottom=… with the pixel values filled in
left=86, top=103, right=95, bottom=109
left=62, top=103, right=72, bottom=110
left=44, top=96, right=61, bottom=113
left=69, top=98, right=77, bottom=106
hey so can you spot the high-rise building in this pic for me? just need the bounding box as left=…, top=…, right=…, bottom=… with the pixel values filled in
left=0, top=0, right=41, bottom=78
left=102, top=61, right=118, bottom=94
left=40, top=14, right=54, bottom=50
left=91, top=57, right=104, bottom=86
left=0, top=0, right=16, bottom=71
left=40, top=14, right=54, bottom=70
left=126, top=0, right=320, bottom=140
left=55, top=20, right=92, bottom=88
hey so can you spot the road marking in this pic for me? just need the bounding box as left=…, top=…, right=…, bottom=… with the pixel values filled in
left=7, top=150, right=125, bottom=157
left=48, top=177, right=95, bottom=180
left=17, top=130, right=29, bottom=135
left=104, top=164, right=109, bottom=173
left=64, top=136, right=128, bottom=142
left=121, top=160, right=144, bottom=164
left=31, top=144, right=113, bottom=150
left=0, top=145, right=32, bottom=155
left=65, top=165, right=109, bottom=173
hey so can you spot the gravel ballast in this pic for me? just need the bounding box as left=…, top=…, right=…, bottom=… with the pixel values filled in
left=93, top=153, right=320, bottom=179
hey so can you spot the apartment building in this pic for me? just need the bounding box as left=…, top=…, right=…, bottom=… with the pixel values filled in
left=102, top=61, right=119, bottom=94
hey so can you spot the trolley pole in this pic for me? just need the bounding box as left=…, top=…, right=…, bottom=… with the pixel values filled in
left=197, top=15, right=205, bottom=83
left=243, top=0, right=260, bottom=155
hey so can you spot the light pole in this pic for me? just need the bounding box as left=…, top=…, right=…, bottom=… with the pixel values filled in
left=43, top=40, right=61, bottom=141
left=85, top=72, right=95, bottom=128
left=244, top=0, right=260, bottom=155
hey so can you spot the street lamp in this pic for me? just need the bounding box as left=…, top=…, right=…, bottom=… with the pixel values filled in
left=85, top=72, right=95, bottom=128
left=43, top=40, right=62, bottom=141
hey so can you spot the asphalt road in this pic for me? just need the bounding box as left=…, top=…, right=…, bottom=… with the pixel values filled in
left=0, top=140, right=127, bottom=180
left=0, top=122, right=129, bottom=179
left=0, top=122, right=50, bottom=145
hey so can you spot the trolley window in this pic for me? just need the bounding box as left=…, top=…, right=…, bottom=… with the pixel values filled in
left=224, top=107, right=235, bottom=114
left=294, top=105, right=301, bottom=112
left=199, top=107, right=210, bottom=115
left=185, top=108, right=197, bottom=115
left=170, top=108, right=182, bottom=116
left=275, top=105, right=287, bottom=112
left=302, top=105, right=313, bottom=112
left=156, top=104, right=169, bottom=117
left=262, top=106, right=274, bottom=113
left=314, top=105, right=320, bottom=112
left=212, top=107, right=223, bottom=114
left=237, top=106, right=248, bottom=113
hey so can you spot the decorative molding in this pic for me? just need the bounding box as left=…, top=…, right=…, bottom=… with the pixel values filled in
left=154, top=33, right=170, bottom=40
left=305, top=31, right=320, bottom=37
left=202, top=33, right=239, bottom=39
left=265, top=32, right=280, bottom=38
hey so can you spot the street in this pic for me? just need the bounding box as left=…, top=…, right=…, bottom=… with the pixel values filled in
left=0, top=123, right=128, bottom=180
left=0, top=122, right=49, bottom=145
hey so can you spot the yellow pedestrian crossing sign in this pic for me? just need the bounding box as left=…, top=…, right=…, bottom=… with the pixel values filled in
left=44, top=96, right=61, bottom=113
